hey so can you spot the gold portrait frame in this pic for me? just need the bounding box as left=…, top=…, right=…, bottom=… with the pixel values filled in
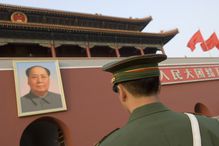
left=13, top=60, right=67, bottom=117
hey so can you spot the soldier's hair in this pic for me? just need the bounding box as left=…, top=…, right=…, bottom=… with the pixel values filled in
left=26, top=66, right=50, bottom=77
left=121, top=76, right=160, bottom=97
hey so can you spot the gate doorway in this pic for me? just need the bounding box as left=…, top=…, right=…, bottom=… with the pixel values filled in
left=20, top=117, right=65, bottom=146
left=194, top=102, right=211, bottom=116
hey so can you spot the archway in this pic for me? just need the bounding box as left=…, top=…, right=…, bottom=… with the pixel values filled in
left=194, top=102, right=211, bottom=116
left=20, top=117, right=65, bottom=146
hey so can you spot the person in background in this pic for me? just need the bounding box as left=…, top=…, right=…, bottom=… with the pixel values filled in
left=21, top=65, right=62, bottom=113
left=96, top=54, right=219, bottom=146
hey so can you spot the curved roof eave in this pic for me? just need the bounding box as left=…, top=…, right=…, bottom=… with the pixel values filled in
left=138, top=16, right=152, bottom=31
left=0, top=3, right=152, bottom=25
left=159, top=29, right=179, bottom=45
left=0, top=20, right=178, bottom=44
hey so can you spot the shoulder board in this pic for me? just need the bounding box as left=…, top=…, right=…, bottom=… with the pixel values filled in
left=94, top=128, right=120, bottom=146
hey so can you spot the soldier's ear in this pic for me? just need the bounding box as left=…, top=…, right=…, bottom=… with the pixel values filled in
left=117, top=85, right=127, bottom=102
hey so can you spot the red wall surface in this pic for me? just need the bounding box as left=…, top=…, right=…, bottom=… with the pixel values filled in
left=0, top=68, right=219, bottom=146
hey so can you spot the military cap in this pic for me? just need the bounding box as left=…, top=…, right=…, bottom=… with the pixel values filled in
left=102, top=54, right=167, bottom=85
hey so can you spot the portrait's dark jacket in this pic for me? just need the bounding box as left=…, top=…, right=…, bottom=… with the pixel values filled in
left=21, top=91, right=62, bottom=113
left=98, top=102, right=219, bottom=146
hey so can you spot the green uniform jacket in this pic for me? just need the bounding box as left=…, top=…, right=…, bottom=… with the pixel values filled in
left=99, top=102, right=219, bottom=146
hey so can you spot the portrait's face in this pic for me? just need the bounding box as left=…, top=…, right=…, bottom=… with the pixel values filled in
left=28, top=67, right=50, bottom=96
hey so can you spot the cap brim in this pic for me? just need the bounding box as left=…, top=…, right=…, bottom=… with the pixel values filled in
left=102, top=54, right=167, bottom=73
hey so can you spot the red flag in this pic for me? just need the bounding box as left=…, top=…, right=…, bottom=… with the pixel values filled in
left=215, top=34, right=219, bottom=49
left=201, top=32, right=219, bottom=51
left=217, top=43, right=219, bottom=49
left=187, top=30, right=205, bottom=51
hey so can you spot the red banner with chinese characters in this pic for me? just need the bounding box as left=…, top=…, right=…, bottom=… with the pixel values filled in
left=160, top=64, right=219, bottom=85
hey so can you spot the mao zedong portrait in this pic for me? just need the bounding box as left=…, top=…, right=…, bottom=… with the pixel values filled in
left=20, top=65, right=62, bottom=113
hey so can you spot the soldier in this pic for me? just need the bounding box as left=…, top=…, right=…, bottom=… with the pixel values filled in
left=96, top=54, right=219, bottom=146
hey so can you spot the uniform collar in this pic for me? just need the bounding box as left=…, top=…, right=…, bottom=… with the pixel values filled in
left=26, top=91, right=50, bottom=105
left=29, top=91, right=48, bottom=98
left=128, top=102, right=170, bottom=123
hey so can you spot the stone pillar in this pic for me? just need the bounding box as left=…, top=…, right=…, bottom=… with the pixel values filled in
left=115, top=48, right=120, bottom=58
left=136, top=46, right=144, bottom=55
left=40, top=42, right=57, bottom=57
left=109, top=44, right=121, bottom=58
left=140, top=48, right=144, bottom=55
left=86, top=47, right=91, bottom=58
left=79, top=43, right=91, bottom=58
left=50, top=41, right=56, bottom=58
left=86, top=42, right=92, bottom=58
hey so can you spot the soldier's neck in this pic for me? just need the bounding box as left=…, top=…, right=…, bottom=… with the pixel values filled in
left=128, top=95, right=159, bottom=113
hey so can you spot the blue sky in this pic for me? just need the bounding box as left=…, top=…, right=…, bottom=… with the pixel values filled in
left=1, top=0, right=219, bottom=57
